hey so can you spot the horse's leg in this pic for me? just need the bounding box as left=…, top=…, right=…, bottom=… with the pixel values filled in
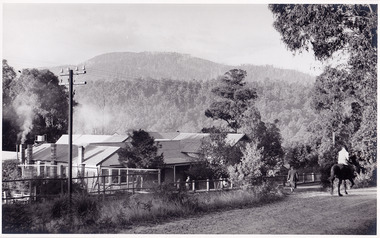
left=344, top=180, right=348, bottom=194
left=338, top=179, right=343, bottom=196
left=330, top=177, right=334, bottom=195
left=348, top=177, right=355, bottom=188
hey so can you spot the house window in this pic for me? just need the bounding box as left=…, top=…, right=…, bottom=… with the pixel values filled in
left=45, top=166, right=50, bottom=178
left=120, top=170, right=127, bottom=183
left=111, top=169, right=119, bottom=184
left=101, top=169, right=109, bottom=184
left=39, top=164, right=45, bottom=177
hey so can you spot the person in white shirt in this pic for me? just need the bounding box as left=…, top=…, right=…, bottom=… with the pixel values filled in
left=338, top=146, right=349, bottom=165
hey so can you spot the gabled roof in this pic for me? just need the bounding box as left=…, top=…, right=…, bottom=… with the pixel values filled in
left=33, top=144, right=77, bottom=163
left=172, top=133, right=208, bottom=141
left=157, top=140, right=196, bottom=165
left=47, top=132, right=246, bottom=167
left=56, top=134, right=129, bottom=145
left=31, top=143, right=121, bottom=167
left=180, top=140, right=202, bottom=153
left=149, top=132, right=180, bottom=140
left=81, top=146, right=120, bottom=167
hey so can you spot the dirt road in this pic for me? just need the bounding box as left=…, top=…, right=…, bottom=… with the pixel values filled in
left=122, top=185, right=377, bottom=235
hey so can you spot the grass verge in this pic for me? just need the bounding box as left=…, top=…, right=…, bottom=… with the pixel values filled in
left=2, top=182, right=284, bottom=233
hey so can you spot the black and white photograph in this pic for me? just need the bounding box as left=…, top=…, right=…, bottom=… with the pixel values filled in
left=1, top=1, right=377, bottom=235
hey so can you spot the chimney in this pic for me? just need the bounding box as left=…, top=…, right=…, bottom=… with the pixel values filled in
left=50, top=143, right=57, bottom=161
left=49, top=144, right=58, bottom=177
left=78, top=146, right=85, bottom=164
left=78, top=146, right=85, bottom=177
left=26, top=144, right=33, bottom=164
left=16, top=144, right=19, bottom=161
left=19, top=144, right=26, bottom=164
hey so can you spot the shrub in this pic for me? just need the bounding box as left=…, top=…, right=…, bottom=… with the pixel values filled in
left=49, top=194, right=100, bottom=233
left=3, top=179, right=285, bottom=233
left=319, top=162, right=334, bottom=188
left=228, top=142, right=264, bottom=186
left=354, top=170, right=376, bottom=188
left=2, top=204, right=33, bottom=233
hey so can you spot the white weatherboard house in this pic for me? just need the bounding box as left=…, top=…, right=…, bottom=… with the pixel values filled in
left=19, top=132, right=247, bottom=184
left=149, top=132, right=248, bottom=183
left=18, top=134, right=130, bottom=180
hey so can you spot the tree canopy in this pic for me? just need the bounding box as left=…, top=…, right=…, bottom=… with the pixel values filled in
left=2, top=62, right=70, bottom=149
left=205, top=69, right=258, bottom=133
left=270, top=4, right=377, bottom=181
left=118, top=129, right=164, bottom=169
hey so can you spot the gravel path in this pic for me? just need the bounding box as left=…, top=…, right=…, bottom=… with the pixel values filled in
left=121, top=185, right=377, bottom=235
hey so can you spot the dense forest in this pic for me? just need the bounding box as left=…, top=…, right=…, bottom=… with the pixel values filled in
left=50, top=52, right=315, bottom=85
left=50, top=52, right=316, bottom=148
left=73, top=76, right=316, bottom=148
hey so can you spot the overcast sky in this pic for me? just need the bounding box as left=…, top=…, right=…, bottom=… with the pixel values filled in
left=3, top=3, right=325, bottom=76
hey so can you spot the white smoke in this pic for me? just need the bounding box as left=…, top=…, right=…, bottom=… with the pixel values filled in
left=13, top=93, right=39, bottom=143
left=74, top=103, right=114, bottom=134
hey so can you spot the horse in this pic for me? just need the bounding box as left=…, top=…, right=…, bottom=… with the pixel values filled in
left=329, top=155, right=362, bottom=196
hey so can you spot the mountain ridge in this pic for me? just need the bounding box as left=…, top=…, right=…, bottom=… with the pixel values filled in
left=47, top=51, right=315, bottom=85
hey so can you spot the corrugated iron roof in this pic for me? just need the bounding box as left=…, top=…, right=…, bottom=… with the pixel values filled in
left=49, top=132, right=246, bottom=167
left=180, top=140, right=202, bottom=153
left=56, top=134, right=129, bottom=145
left=149, top=132, right=180, bottom=140
left=32, top=144, right=78, bottom=163
left=82, top=146, right=120, bottom=167
left=31, top=144, right=120, bottom=167
left=157, top=140, right=196, bottom=165
left=172, top=133, right=209, bottom=141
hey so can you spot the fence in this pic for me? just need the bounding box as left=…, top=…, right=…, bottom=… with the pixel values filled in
left=263, top=173, right=321, bottom=185
left=2, top=173, right=321, bottom=204
left=172, top=178, right=231, bottom=192
left=2, top=168, right=161, bottom=204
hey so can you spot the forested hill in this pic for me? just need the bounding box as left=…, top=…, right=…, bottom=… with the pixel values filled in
left=73, top=77, right=317, bottom=147
left=47, top=51, right=317, bottom=146
left=49, top=52, right=315, bottom=85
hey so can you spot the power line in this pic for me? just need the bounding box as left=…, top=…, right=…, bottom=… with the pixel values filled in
left=59, top=66, right=87, bottom=205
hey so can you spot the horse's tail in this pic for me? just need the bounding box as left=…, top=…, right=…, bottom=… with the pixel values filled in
left=328, top=164, right=337, bottom=181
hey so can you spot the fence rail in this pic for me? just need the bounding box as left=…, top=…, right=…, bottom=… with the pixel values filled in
left=2, top=173, right=321, bottom=204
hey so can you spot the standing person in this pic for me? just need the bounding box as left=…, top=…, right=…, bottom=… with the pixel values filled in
left=338, top=146, right=349, bottom=166
left=287, top=166, right=299, bottom=193
left=185, top=176, right=191, bottom=190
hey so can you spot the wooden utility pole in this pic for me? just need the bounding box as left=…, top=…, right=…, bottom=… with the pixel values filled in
left=59, top=67, right=86, bottom=202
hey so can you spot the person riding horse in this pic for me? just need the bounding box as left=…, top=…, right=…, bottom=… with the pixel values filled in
left=338, top=146, right=349, bottom=166
left=330, top=146, right=361, bottom=196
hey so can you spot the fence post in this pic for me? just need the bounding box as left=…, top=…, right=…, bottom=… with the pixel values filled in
left=302, top=173, right=305, bottom=183
left=97, top=173, right=100, bottom=196
left=192, top=180, right=195, bottom=192
left=29, top=180, right=33, bottom=204
left=44, top=165, right=48, bottom=178
left=206, top=179, right=210, bottom=191
left=51, top=162, right=57, bottom=178
left=36, top=161, right=41, bottom=176
left=59, top=165, right=64, bottom=178
left=158, top=169, right=161, bottom=185
left=108, top=169, right=112, bottom=185
left=132, top=175, right=135, bottom=194
left=103, top=175, right=106, bottom=201
left=312, top=173, right=315, bottom=182
left=127, top=170, right=129, bottom=192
